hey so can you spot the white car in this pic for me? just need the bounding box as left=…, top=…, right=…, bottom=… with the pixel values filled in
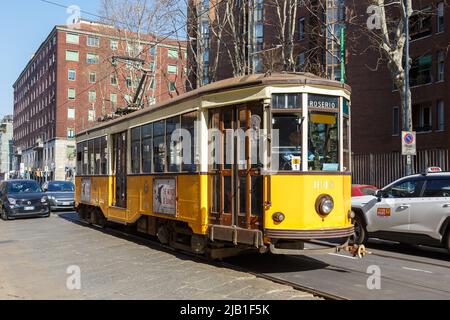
left=351, top=168, right=450, bottom=253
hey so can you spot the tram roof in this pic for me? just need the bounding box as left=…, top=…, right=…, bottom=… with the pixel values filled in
left=77, top=72, right=351, bottom=136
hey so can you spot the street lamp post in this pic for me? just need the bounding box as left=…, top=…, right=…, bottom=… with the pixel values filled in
left=404, top=0, right=413, bottom=176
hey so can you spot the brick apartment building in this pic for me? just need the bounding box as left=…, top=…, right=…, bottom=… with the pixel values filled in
left=188, top=0, right=449, bottom=169
left=13, top=19, right=187, bottom=182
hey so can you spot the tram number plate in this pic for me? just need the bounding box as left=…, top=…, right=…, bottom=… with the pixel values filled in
left=377, top=208, right=391, bottom=217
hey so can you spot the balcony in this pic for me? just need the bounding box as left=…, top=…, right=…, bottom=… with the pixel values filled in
left=33, top=139, right=44, bottom=151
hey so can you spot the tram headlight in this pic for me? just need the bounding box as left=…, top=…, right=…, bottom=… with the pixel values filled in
left=272, top=212, right=286, bottom=223
left=315, top=195, right=334, bottom=216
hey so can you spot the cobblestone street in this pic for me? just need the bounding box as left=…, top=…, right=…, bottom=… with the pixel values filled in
left=0, top=213, right=317, bottom=300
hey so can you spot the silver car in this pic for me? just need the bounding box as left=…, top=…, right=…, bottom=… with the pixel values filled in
left=352, top=168, right=450, bottom=253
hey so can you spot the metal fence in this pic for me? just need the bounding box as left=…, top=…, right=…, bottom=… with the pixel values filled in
left=352, top=149, right=450, bottom=188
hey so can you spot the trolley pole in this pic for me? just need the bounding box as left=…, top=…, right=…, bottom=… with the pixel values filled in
left=404, top=0, right=413, bottom=176
left=340, top=24, right=346, bottom=85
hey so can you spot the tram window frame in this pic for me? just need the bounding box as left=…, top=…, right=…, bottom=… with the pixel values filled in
left=272, top=93, right=302, bottom=110
left=94, top=137, right=102, bottom=175
left=167, top=116, right=181, bottom=173
left=76, top=142, right=84, bottom=175
left=82, top=142, right=88, bottom=175
left=181, top=111, right=198, bottom=172
left=100, top=136, right=108, bottom=175
left=308, top=110, right=340, bottom=172
left=343, top=99, right=351, bottom=172
left=88, top=139, right=95, bottom=175
left=153, top=120, right=166, bottom=173
left=141, top=124, right=153, bottom=174
left=131, top=127, right=141, bottom=174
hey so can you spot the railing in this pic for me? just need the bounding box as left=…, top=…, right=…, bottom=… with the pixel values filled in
left=352, top=149, right=450, bottom=188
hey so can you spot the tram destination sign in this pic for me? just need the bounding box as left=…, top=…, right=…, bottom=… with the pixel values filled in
left=308, top=94, right=339, bottom=109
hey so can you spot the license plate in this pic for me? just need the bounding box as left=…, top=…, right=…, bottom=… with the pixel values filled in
left=24, top=206, right=35, bottom=211
left=62, top=202, right=71, bottom=206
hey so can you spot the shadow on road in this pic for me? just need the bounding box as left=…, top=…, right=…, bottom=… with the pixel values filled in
left=56, top=211, right=331, bottom=274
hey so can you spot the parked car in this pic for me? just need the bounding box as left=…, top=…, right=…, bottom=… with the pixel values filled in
left=351, top=167, right=450, bottom=253
left=42, top=181, right=75, bottom=211
left=0, top=180, right=50, bottom=220
left=352, top=184, right=378, bottom=197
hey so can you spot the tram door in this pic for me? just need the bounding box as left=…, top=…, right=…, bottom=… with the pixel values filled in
left=113, top=132, right=127, bottom=208
left=209, top=104, right=264, bottom=230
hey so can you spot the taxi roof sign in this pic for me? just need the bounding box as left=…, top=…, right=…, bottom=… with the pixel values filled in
left=427, top=167, right=442, bottom=173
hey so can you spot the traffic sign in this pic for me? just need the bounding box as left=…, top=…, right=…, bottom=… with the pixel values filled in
left=402, top=131, right=416, bottom=156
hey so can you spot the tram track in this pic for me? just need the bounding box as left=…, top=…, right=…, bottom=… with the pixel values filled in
left=60, top=212, right=346, bottom=300
left=59, top=212, right=450, bottom=300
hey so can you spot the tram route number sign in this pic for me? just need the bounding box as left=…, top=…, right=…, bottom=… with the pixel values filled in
left=153, top=178, right=177, bottom=216
left=402, top=131, right=416, bottom=156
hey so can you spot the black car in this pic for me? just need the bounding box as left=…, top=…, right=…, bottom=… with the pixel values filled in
left=0, top=180, right=50, bottom=220
left=42, top=181, right=75, bottom=211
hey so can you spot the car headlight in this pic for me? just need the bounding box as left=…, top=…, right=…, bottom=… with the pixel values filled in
left=8, top=198, right=17, bottom=205
left=41, top=196, right=48, bottom=203
left=315, top=195, right=334, bottom=216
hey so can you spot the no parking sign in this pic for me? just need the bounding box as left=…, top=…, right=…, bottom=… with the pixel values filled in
left=402, top=131, right=416, bottom=156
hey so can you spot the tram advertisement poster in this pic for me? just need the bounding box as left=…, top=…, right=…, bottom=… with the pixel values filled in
left=153, top=178, right=177, bottom=216
left=81, top=178, right=91, bottom=203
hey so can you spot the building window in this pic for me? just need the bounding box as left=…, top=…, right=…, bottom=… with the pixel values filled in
left=168, top=65, right=178, bottom=74
left=68, top=107, right=75, bottom=119
left=437, top=100, right=445, bottom=131
left=67, top=128, right=75, bottom=138
left=168, top=49, right=178, bottom=59
left=299, top=17, right=305, bottom=40
left=437, top=51, right=445, bottom=82
left=88, top=90, right=96, bottom=102
left=87, top=36, right=100, bottom=47
left=298, top=52, right=305, bottom=67
left=150, top=79, right=156, bottom=90
left=111, top=40, right=118, bottom=50
left=169, top=81, right=176, bottom=92
left=88, top=109, right=96, bottom=122
left=66, top=33, right=79, bottom=44
left=413, top=103, right=432, bottom=132
left=66, top=50, right=79, bottom=62
left=86, top=53, right=99, bottom=64
left=392, top=106, right=400, bottom=135
left=150, top=46, right=156, bottom=56
left=410, top=54, right=432, bottom=86
left=410, top=5, right=432, bottom=40
left=126, top=77, right=132, bottom=88
left=68, top=69, right=76, bottom=81
left=437, top=2, right=445, bottom=33
left=68, top=88, right=76, bottom=100
left=110, top=93, right=117, bottom=107
left=88, top=72, right=97, bottom=84
left=111, top=74, right=118, bottom=86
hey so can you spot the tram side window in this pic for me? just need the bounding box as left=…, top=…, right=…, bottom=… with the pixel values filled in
left=272, top=115, right=302, bottom=171
left=272, top=93, right=302, bottom=109
left=76, top=143, right=84, bottom=175
left=83, top=142, right=88, bottom=174
left=308, top=112, right=339, bottom=171
left=100, top=136, right=108, bottom=175
left=167, top=116, right=181, bottom=173
left=181, top=111, right=198, bottom=172
left=94, top=137, right=101, bottom=175
left=131, top=127, right=141, bottom=174
left=343, top=99, right=350, bottom=172
left=142, top=124, right=153, bottom=173
left=88, top=140, right=95, bottom=175
left=153, top=121, right=166, bottom=173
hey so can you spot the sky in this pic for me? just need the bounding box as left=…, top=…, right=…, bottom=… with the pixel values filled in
left=0, top=0, right=101, bottom=118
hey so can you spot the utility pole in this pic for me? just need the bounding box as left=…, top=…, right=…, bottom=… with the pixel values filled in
left=404, top=0, right=413, bottom=176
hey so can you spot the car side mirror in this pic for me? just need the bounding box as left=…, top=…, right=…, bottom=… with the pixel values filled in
left=375, top=190, right=383, bottom=201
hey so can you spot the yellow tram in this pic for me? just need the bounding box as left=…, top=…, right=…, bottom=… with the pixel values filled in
left=75, top=73, right=363, bottom=258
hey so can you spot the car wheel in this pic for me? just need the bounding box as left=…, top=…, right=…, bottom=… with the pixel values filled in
left=445, top=230, right=450, bottom=254
left=352, top=214, right=368, bottom=245
left=1, top=207, right=9, bottom=221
